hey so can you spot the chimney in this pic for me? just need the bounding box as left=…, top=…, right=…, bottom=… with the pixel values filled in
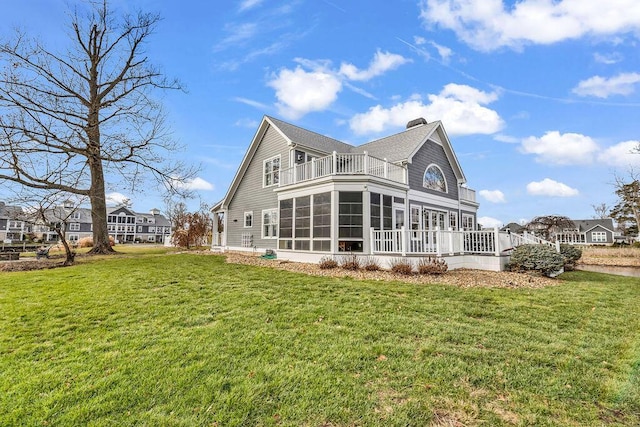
left=150, top=208, right=160, bottom=215
left=406, top=117, right=428, bottom=129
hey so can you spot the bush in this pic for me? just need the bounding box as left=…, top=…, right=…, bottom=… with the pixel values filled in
left=559, top=244, right=582, bottom=270
left=318, top=256, right=338, bottom=270
left=417, top=257, right=448, bottom=275
left=77, top=236, right=116, bottom=248
left=633, top=241, right=640, bottom=249
left=389, top=258, right=413, bottom=275
left=361, top=256, right=381, bottom=271
left=508, top=244, right=564, bottom=277
left=339, top=254, right=361, bottom=271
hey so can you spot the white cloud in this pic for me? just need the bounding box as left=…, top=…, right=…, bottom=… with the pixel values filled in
left=429, top=41, right=453, bottom=63
left=493, top=134, right=519, bottom=143
left=479, top=189, right=506, bottom=203
left=233, top=97, right=270, bottom=110
left=593, top=52, right=623, bottom=64
left=349, top=83, right=503, bottom=135
left=239, top=0, right=263, bottom=11
left=267, top=65, right=342, bottom=119
left=572, top=72, right=640, bottom=98
left=527, top=178, right=579, bottom=197
left=339, top=50, right=411, bottom=81
left=174, top=177, right=214, bottom=191
left=214, top=22, right=258, bottom=51
left=105, top=192, right=130, bottom=206
left=478, top=216, right=503, bottom=229
left=520, top=131, right=599, bottom=165
left=419, top=0, right=640, bottom=51
left=598, top=140, right=640, bottom=167
left=267, top=51, right=410, bottom=119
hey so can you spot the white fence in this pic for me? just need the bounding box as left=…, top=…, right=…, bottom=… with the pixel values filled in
left=371, top=228, right=559, bottom=256
left=371, top=227, right=501, bottom=256
left=280, top=151, right=407, bottom=187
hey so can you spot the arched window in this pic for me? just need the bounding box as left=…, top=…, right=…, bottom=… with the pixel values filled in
left=423, top=164, right=447, bottom=193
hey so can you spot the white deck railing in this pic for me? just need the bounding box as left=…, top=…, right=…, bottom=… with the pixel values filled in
left=279, top=151, right=407, bottom=187
left=458, top=186, right=476, bottom=203
left=371, top=227, right=501, bottom=256
left=371, top=228, right=562, bottom=257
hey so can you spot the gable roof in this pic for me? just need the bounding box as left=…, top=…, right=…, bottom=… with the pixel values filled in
left=213, top=116, right=468, bottom=210
left=266, top=116, right=353, bottom=154
left=573, top=219, right=615, bottom=233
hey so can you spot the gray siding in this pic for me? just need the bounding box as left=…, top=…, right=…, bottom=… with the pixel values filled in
left=585, top=226, right=613, bottom=244
left=227, top=124, right=290, bottom=248
left=407, top=139, right=458, bottom=201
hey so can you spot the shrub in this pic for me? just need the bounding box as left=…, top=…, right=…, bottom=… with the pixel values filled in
left=389, top=258, right=413, bottom=275
left=339, top=254, right=361, bottom=271
left=318, top=256, right=338, bottom=270
left=417, top=256, right=448, bottom=275
left=508, top=244, right=564, bottom=277
left=361, top=256, right=381, bottom=271
left=559, top=244, right=582, bottom=270
left=77, top=236, right=116, bottom=248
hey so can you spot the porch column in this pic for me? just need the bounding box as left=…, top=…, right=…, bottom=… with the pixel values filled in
left=401, top=226, right=407, bottom=256
left=332, top=151, right=337, bottom=175
left=222, top=210, right=228, bottom=247
left=448, top=227, right=454, bottom=256
left=330, top=190, right=339, bottom=253
left=362, top=188, right=371, bottom=254
left=436, top=227, right=442, bottom=257
left=494, top=226, right=500, bottom=256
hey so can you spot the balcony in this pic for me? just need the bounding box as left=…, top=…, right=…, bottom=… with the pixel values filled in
left=279, top=152, right=407, bottom=188
left=458, top=186, right=476, bottom=203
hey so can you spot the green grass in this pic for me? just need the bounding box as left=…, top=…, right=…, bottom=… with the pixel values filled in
left=1, top=253, right=639, bottom=426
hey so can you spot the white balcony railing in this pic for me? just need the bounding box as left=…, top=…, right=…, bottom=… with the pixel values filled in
left=371, top=227, right=501, bottom=256
left=279, top=151, right=407, bottom=187
left=458, top=186, right=476, bottom=203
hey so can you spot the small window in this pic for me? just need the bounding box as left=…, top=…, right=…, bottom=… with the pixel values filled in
left=591, top=231, right=606, bottom=243
left=244, top=211, right=253, bottom=228
left=69, top=223, right=80, bottom=231
left=462, top=214, right=475, bottom=231
left=71, top=212, right=81, bottom=220
left=423, top=164, right=447, bottom=192
left=263, top=155, right=281, bottom=187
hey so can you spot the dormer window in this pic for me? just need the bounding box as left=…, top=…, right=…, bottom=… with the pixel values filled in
left=423, top=164, right=447, bottom=192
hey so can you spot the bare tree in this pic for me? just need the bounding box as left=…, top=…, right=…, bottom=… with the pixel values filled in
left=16, top=191, right=82, bottom=266
left=591, top=203, right=609, bottom=219
left=0, top=1, right=194, bottom=254
left=169, top=201, right=211, bottom=249
left=525, top=215, right=575, bottom=241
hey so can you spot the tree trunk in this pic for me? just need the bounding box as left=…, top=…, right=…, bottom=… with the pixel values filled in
left=55, top=226, right=76, bottom=266
left=87, top=159, right=115, bottom=254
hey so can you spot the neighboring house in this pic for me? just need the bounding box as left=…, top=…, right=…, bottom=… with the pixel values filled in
left=555, top=219, right=616, bottom=246
left=212, top=116, right=500, bottom=269
left=35, top=203, right=172, bottom=244
left=0, top=202, right=31, bottom=242
left=500, top=222, right=526, bottom=234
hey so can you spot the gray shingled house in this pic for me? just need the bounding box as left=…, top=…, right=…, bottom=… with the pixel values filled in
left=211, top=116, right=528, bottom=271
left=555, top=219, right=617, bottom=245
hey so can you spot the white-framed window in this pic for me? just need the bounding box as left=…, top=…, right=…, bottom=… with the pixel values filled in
left=148, top=227, right=155, bottom=233
left=69, top=223, right=80, bottom=231
left=70, top=211, right=81, bottom=220
left=450, top=213, right=458, bottom=231
left=462, top=214, right=475, bottom=231
left=68, top=234, right=79, bottom=242
left=423, top=164, right=447, bottom=193
left=147, top=235, right=155, bottom=242
left=591, top=231, right=606, bottom=243
left=262, top=209, right=278, bottom=239
left=137, top=226, right=143, bottom=232
left=263, top=155, right=281, bottom=187
left=244, top=211, right=253, bottom=228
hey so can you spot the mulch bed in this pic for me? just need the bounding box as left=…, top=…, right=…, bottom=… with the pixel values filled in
left=222, top=252, right=558, bottom=289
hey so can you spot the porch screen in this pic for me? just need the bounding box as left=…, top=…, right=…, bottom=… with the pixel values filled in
left=339, top=191, right=363, bottom=252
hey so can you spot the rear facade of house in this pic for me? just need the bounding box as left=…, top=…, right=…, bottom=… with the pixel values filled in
left=212, top=116, right=492, bottom=268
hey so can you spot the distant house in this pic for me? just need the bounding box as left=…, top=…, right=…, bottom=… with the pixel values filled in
left=500, top=222, right=526, bottom=234
left=555, top=219, right=616, bottom=246
left=35, top=203, right=172, bottom=244
left=210, top=116, right=536, bottom=270
left=0, top=202, right=30, bottom=242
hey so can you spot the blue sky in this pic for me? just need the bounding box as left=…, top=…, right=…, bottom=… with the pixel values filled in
left=3, top=0, right=640, bottom=227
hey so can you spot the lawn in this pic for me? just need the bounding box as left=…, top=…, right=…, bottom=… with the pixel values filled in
left=1, top=252, right=639, bottom=426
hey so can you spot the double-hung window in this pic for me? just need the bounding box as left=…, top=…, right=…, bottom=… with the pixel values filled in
left=244, top=211, right=253, bottom=228
left=262, top=209, right=278, bottom=239
left=263, top=156, right=281, bottom=187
